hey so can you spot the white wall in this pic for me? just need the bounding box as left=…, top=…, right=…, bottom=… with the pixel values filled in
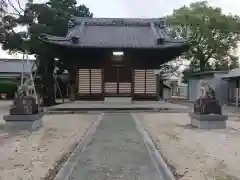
left=188, top=79, right=200, bottom=102
left=213, top=73, right=228, bottom=105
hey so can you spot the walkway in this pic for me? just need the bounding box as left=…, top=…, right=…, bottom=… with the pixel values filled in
left=68, top=114, right=164, bottom=180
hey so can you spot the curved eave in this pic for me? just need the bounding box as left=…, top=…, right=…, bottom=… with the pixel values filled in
left=38, top=33, right=189, bottom=51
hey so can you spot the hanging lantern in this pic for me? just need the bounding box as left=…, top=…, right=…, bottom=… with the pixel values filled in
left=111, top=51, right=124, bottom=62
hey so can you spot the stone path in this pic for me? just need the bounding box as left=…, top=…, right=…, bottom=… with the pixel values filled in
left=68, top=113, right=164, bottom=180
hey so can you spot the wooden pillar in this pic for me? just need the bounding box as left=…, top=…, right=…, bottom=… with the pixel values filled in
left=101, top=68, right=105, bottom=100
left=144, top=69, right=146, bottom=95
left=159, top=78, right=163, bottom=99
left=236, top=79, right=239, bottom=107
left=131, top=68, right=134, bottom=100
left=68, top=67, right=77, bottom=101
left=156, top=74, right=160, bottom=101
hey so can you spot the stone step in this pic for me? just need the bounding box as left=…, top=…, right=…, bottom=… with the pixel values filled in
left=104, top=97, right=132, bottom=104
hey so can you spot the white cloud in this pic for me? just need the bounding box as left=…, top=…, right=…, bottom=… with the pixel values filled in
left=1, top=0, right=240, bottom=59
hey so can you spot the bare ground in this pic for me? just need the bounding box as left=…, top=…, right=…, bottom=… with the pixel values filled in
left=137, top=113, right=240, bottom=180
left=0, top=113, right=98, bottom=180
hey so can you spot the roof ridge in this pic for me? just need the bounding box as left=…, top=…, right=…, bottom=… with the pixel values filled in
left=72, top=17, right=165, bottom=26
left=74, top=17, right=165, bottom=20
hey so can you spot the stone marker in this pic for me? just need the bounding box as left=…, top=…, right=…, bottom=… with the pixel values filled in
left=189, top=80, right=228, bottom=129
left=3, top=90, right=43, bottom=130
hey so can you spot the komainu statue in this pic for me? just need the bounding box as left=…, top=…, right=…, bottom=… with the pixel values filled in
left=10, top=83, right=39, bottom=115
left=193, top=80, right=221, bottom=114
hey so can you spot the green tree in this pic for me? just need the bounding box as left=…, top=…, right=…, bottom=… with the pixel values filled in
left=167, top=1, right=240, bottom=72
left=1, top=0, right=92, bottom=54
left=0, top=0, right=92, bottom=105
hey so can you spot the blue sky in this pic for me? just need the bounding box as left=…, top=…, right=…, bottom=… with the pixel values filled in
left=1, top=0, right=240, bottom=59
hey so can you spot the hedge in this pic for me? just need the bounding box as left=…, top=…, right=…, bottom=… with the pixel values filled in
left=0, top=80, right=18, bottom=96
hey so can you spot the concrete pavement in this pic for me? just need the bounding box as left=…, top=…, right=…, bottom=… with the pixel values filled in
left=56, top=113, right=171, bottom=180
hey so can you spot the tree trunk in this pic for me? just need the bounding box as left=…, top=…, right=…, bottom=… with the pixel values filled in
left=199, top=59, right=206, bottom=72
left=159, top=79, right=164, bottom=99
left=39, top=56, right=55, bottom=106
left=68, top=66, right=76, bottom=101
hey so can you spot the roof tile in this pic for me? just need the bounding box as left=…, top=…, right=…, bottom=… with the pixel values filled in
left=40, top=17, right=187, bottom=49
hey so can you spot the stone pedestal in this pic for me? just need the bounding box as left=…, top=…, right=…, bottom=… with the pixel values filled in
left=189, top=113, right=227, bottom=129
left=190, top=94, right=228, bottom=129
left=4, top=95, right=43, bottom=131
left=3, top=114, right=43, bottom=130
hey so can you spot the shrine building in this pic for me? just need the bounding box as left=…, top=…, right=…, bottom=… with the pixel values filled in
left=39, top=17, right=189, bottom=101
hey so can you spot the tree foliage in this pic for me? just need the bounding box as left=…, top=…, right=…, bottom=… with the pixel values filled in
left=167, top=1, right=240, bottom=72
left=0, top=0, right=93, bottom=105
left=158, top=58, right=187, bottom=77
left=0, top=0, right=92, bottom=56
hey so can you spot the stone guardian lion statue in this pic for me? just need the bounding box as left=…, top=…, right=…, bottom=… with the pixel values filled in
left=194, top=80, right=220, bottom=114
left=199, top=80, right=215, bottom=99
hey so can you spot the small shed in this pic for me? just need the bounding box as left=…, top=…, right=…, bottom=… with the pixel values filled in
left=187, top=71, right=228, bottom=105
left=0, top=59, right=36, bottom=99
left=161, top=75, right=188, bottom=99
left=221, top=68, right=240, bottom=106
left=171, top=82, right=188, bottom=98
left=0, top=59, right=35, bottom=80
left=162, top=84, right=171, bottom=100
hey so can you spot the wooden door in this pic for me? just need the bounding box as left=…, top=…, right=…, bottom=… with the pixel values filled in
left=133, top=69, right=157, bottom=99
left=78, top=69, right=103, bottom=99
left=118, top=67, right=132, bottom=95
left=104, top=67, right=132, bottom=96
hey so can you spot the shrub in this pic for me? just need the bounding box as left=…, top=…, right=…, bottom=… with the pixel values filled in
left=0, top=80, right=18, bottom=99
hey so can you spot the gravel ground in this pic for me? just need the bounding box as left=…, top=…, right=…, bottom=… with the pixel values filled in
left=137, top=113, right=240, bottom=180
left=0, top=113, right=98, bottom=180
left=0, top=100, right=11, bottom=112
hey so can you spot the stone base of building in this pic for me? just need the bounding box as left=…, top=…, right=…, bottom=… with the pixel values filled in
left=3, top=113, right=43, bottom=130
left=189, top=113, right=228, bottom=129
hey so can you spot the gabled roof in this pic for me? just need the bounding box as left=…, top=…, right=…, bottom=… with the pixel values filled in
left=39, top=17, right=188, bottom=49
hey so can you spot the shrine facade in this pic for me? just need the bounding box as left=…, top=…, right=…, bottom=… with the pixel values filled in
left=39, top=17, right=189, bottom=101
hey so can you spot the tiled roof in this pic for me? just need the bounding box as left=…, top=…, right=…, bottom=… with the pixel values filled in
left=0, top=59, right=36, bottom=74
left=39, top=17, right=187, bottom=49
